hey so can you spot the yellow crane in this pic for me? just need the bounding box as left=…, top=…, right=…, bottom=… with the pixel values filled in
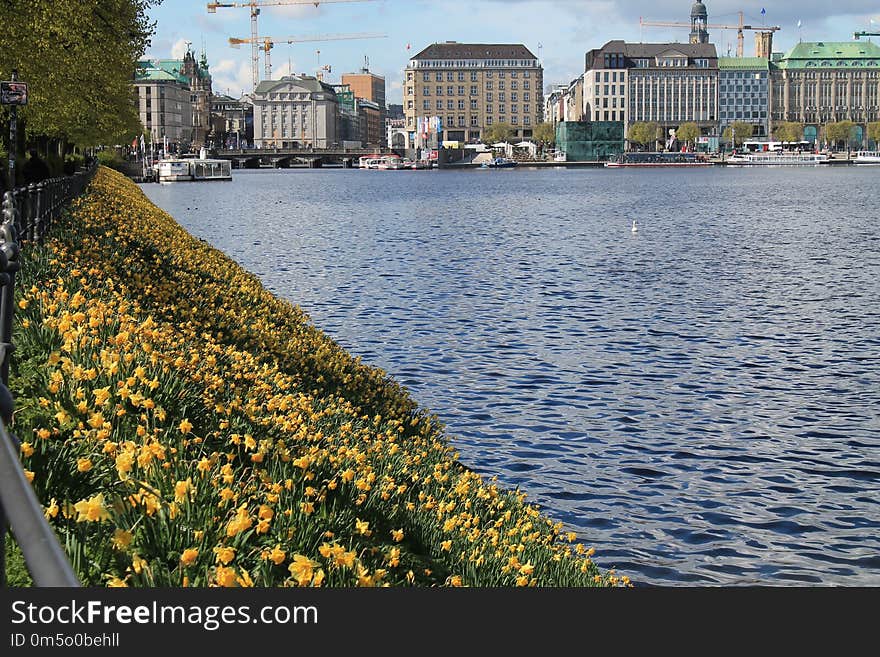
left=639, top=12, right=781, bottom=58
left=207, top=0, right=379, bottom=90
left=229, top=32, right=386, bottom=80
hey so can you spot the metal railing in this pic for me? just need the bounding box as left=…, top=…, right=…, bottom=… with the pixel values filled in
left=0, top=157, right=97, bottom=587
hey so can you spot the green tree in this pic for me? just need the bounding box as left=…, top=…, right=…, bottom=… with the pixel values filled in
left=532, top=122, right=555, bottom=145
left=722, top=121, right=755, bottom=147
left=823, top=121, right=858, bottom=149
left=482, top=122, right=515, bottom=145
left=773, top=121, right=804, bottom=143
left=868, top=121, right=880, bottom=146
left=675, top=122, right=700, bottom=149
left=0, top=0, right=161, bottom=156
left=627, top=121, right=660, bottom=150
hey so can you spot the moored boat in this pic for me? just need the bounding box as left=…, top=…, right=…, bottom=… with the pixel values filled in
left=480, top=157, right=517, bottom=169
left=156, top=149, right=231, bottom=182
left=605, top=152, right=712, bottom=168
left=726, top=152, right=829, bottom=166
left=853, top=150, right=880, bottom=165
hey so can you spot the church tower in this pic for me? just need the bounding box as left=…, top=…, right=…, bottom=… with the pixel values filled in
left=690, top=1, right=709, bottom=44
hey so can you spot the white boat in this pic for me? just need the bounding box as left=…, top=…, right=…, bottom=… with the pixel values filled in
left=853, top=150, right=880, bottom=165
left=157, top=149, right=231, bottom=182
left=726, top=152, right=829, bottom=166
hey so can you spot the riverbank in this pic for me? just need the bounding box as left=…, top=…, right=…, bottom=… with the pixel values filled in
left=9, top=167, right=624, bottom=587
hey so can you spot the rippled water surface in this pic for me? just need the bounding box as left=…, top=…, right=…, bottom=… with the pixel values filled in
left=141, top=166, right=880, bottom=585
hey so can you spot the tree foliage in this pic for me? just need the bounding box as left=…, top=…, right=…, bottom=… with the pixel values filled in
left=722, top=121, right=755, bottom=146
left=532, top=122, right=555, bottom=145
left=823, top=121, right=858, bottom=146
left=868, top=122, right=880, bottom=145
left=627, top=122, right=660, bottom=148
left=0, top=0, right=160, bottom=150
left=773, top=121, right=804, bottom=143
left=482, top=122, right=515, bottom=145
left=675, top=122, right=700, bottom=146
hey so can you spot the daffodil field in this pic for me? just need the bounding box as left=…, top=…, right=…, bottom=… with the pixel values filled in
left=10, top=167, right=627, bottom=587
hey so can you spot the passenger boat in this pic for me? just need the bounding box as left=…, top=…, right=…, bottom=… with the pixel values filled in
left=156, top=149, right=232, bottom=182
left=605, top=152, right=713, bottom=168
left=726, top=152, right=829, bottom=166
left=853, top=150, right=880, bottom=165
left=480, top=157, right=517, bottom=169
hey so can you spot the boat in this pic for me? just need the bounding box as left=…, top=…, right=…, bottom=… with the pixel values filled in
left=156, top=149, right=232, bottom=182
left=480, top=157, right=517, bottom=169
left=726, top=152, right=829, bottom=166
left=853, top=150, right=880, bottom=165
left=605, top=152, right=713, bottom=168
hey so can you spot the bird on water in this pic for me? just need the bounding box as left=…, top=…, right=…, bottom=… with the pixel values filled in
left=631, top=220, right=638, bottom=233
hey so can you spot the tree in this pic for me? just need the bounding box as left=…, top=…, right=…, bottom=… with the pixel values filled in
left=532, top=122, right=555, bottom=145
left=675, top=122, right=700, bottom=150
left=823, top=121, right=858, bottom=149
left=627, top=121, right=660, bottom=150
left=722, top=121, right=754, bottom=147
left=0, top=0, right=161, bottom=155
left=773, top=121, right=804, bottom=143
left=482, top=122, right=515, bottom=145
left=868, top=122, right=880, bottom=146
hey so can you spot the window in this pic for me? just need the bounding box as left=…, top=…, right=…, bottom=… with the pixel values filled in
left=471, top=71, right=478, bottom=81
left=524, top=116, right=531, bottom=125
left=511, top=116, right=518, bottom=124
left=486, top=104, right=493, bottom=113
left=499, top=71, right=505, bottom=78
left=486, top=82, right=493, bottom=91
left=447, top=71, right=454, bottom=81
left=523, top=105, right=529, bottom=114
left=407, top=86, right=413, bottom=96
left=524, top=92, right=530, bottom=101
left=447, top=100, right=454, bottom=109
left=498, top=92, right=505, bottom=102
left=436, top=72, right=443, bottom=81
left=448, top=86, right=454, bottom=95
left=423, top=86, right=430, bottom=95
left=436, top=100, right=443, bottom=110
left=511, top=81, right=518, bottom=90
left=486, top=116, right=493, bottom=125
left=499, top=104, right=505, bottom=113
left=458, top=85, right=465, bottom=95
left=499, top=81, right=505, bottom=90
left=458, top=116, right=465, bottom=126
left=524, top=80, right=530, bottom=90
left=458, top=100, right=465, bottom=110
left=458, top=71, right=465, bottom=81
left=511, top=104, right=518, bottom=113
left=407, top=72, right=413, bottom=81
left=437, top=86, right=443, bottom=95
left=407, top=100, right=413, bottom=109
left=470, top=99, right=477, bottom=109
left=511, top=92, right=518, bottom=102
left=423, top=72, right=430, bottom=81
left=470, top=85, right=478, bottom=95
left=471, top=115, right=478, bottom=126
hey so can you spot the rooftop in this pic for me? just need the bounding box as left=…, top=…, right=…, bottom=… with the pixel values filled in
left=410, top=42, right=537, bottom=60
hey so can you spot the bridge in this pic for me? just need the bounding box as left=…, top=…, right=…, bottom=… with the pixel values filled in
left=210, top=147, right=399, bottom=169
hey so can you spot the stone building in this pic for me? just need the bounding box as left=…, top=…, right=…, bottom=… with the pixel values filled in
left=403, top=42, right=544, bottom=143
left=771, top=41, right=880, bottom=146
left=252, top=75, right=338, bottom=149
left=209, top=94, right=254, bottom=149
left=718, top=57, right=770, bottom=138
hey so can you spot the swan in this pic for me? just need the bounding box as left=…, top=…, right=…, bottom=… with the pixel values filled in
left=631, top=220, right=638, bottom=233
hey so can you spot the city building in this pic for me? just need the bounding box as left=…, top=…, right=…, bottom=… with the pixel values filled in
left=133, top=48, right=213, bottom=151
left=357, top=98, right=383, bottom=147
left=403, top=42, right=544, bottom=144
left=341, top=66, right=386, bottom=120
left=718, top=57, right=770, bottom=138
left=134, top=60, right=194, bottom=150
left=252, top=75, right=338, bottom=148
left=771, top=41, right=880, bottom=146
left=209, top=94, right=254, bottom=149
left=584, top=40, right=719, bottom=141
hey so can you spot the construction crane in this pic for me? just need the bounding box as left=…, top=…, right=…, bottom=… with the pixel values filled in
left=854, top=31, right=880, bottom=39
left=640, top=12, right=781, bottom=58
left=229, top=32, right=386, bottom=79
left=207, top=0, right=379, bottom=91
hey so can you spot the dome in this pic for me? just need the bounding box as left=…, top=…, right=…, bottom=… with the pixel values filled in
left=691, top=1, right=708, bottom=19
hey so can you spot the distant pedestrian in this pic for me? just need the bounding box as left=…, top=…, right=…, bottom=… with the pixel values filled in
left=22, top=148, right=50, bottom=185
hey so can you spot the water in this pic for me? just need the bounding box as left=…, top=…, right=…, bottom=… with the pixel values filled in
left=141, top=166, right=880, bottom=586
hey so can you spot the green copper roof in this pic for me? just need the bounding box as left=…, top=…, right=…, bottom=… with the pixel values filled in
left=777, top=41, right=880, bottom=69
left=135, top=59, right=190, bottom=84
left=718, top=57, right=769, bottom=70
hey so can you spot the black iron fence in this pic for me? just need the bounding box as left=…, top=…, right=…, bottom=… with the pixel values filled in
left=0, top=157, right=97, bottom=587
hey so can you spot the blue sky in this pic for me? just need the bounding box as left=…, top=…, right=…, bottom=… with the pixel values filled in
left=145, top=1, right=880, bottom=102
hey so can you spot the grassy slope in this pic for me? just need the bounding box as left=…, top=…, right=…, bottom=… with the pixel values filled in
left=8, top=167, right=626, bottom=587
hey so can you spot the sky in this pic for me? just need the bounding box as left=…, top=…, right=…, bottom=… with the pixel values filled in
left=144, top=1, right=880, bottom=103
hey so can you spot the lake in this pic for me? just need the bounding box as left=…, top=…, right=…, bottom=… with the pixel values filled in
left=141, top=165, right=880, bottom=585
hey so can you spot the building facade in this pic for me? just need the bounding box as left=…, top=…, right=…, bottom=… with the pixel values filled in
left=134, top=60, right=193, bottom=150
left=583, top=41, right=719, bottom=140
left=404, top=42, right=544, bottom=143
left=771, top=41, right=880, bottom=146
left=718, top=57, right=770, bottom=138
left=252, top=75, right=338, bottom=148
left=341, top=69, right=385, bottom=112
left=134, top=50, right=213, bottom=151
left=209, top=94, right=254, bottom=149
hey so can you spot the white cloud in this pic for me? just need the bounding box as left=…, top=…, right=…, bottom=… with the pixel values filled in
left=171, top=38, right=193, bottom=59
left=212, top=59, right=254, bottom=97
